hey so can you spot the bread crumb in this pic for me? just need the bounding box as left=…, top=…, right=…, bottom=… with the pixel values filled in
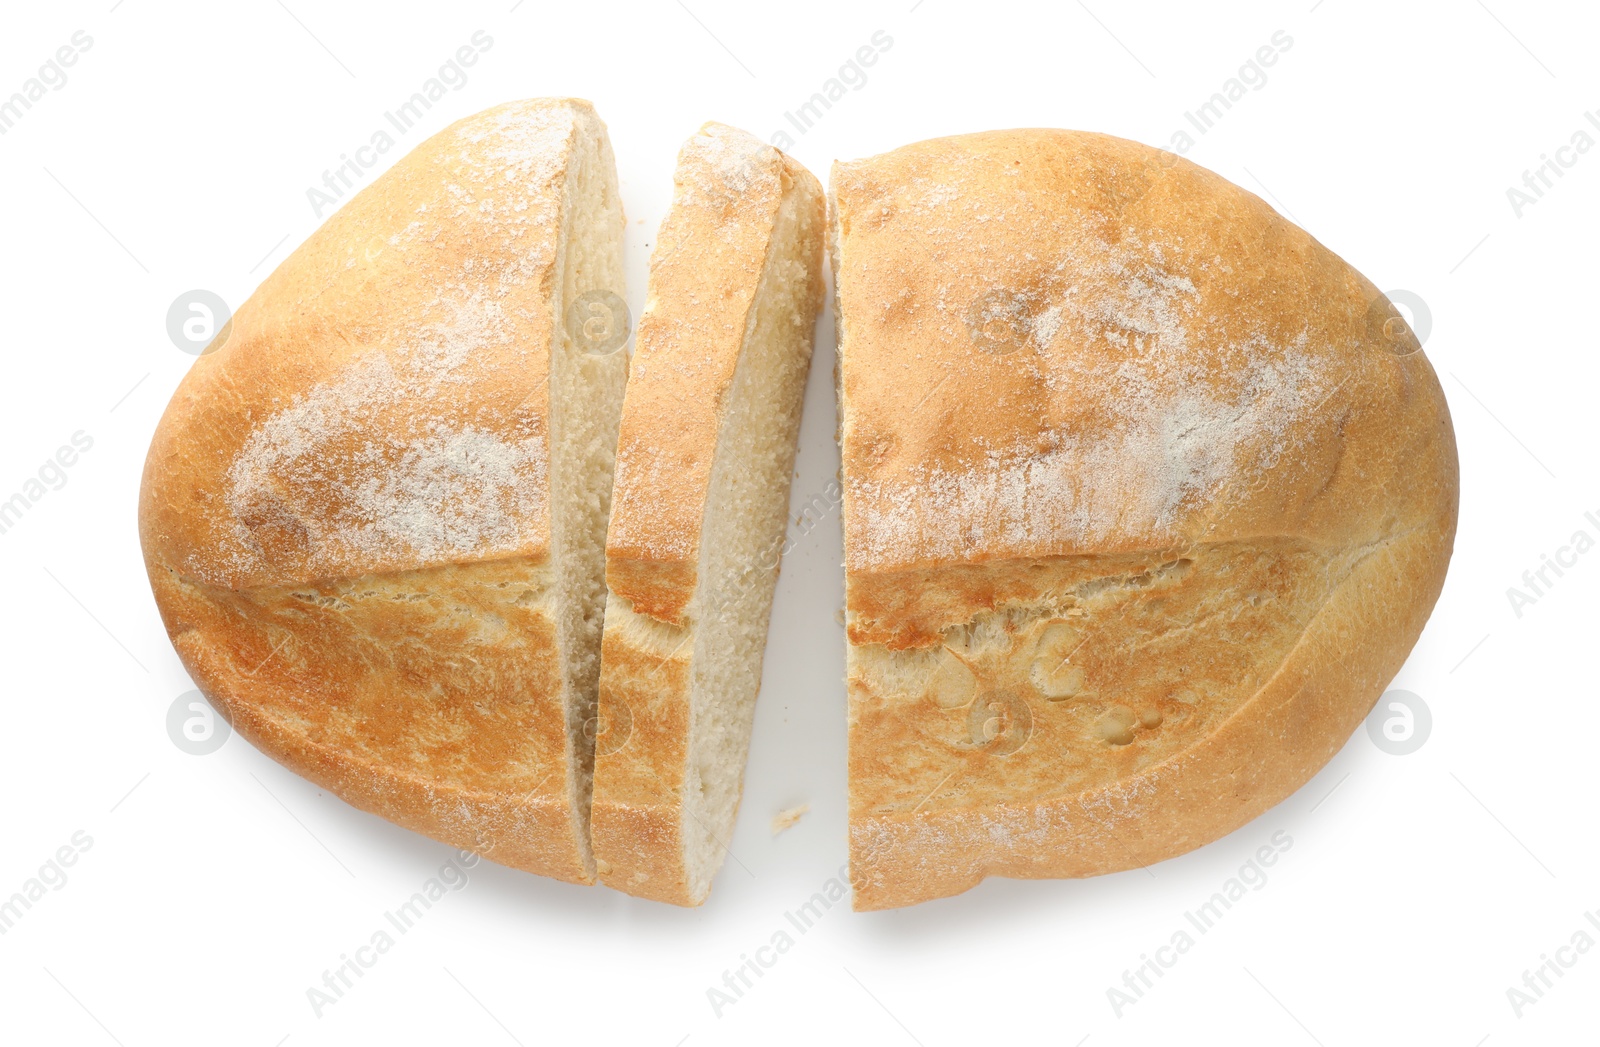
left=771, top=804, right=810, bottom=835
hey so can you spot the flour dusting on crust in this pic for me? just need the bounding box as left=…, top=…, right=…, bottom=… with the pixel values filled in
left=209, top=103, right=587, bottom=581
left=844, top=236, right=1335, bottom=570
left=676, top=123, right=778, bottom=213
left=225, top=288, right=548, bottom=576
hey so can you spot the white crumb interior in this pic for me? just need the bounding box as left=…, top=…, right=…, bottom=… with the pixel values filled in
left=680, top=180, right=816, bottom=901
left=549, top=120, right=628, bottom=876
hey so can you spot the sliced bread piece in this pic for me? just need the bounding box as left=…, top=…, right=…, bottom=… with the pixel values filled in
left=590, top=123, right=826, bottom=905
left=831, top=130, right=1458, bottom=910
left=139, top=99, right=629, bottom=882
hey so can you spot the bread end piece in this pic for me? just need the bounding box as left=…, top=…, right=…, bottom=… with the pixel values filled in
left=139, top=98, right=628, bottom=883
left=832, top=129, right=1458, bottom=910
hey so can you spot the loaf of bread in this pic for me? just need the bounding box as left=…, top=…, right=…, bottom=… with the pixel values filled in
left=830, top=130, right=1458, bottom=910
left=590, top=124, right=826, bottom=904
left=139, top=99, right=629, bottom=882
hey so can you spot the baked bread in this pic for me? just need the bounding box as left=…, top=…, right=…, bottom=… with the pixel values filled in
left=590, top=123, right=826, bottom=904
left=830, top=130, right=1458, bottom=910
left=139, top=99, right=629, bottom=883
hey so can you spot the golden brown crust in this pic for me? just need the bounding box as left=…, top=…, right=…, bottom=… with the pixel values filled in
left=592, top=124, right=826, bottom=904
left=832, top=129, right=1458, bottom=909
left=604, top=123, right=793, bottom=626
left=139, top=99, right=620, bottom=883
left=588, top=603, right=695, bottom=901
left=142, top=100, right=589, bottom=590
left=150, top=558, right=591, bottom=879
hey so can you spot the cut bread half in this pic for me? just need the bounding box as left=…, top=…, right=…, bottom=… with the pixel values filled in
left=139, top=99, right=629, bottom=882
left=831, top=130, right=1458, bottom=910
left=591, top=123, right=826, bottom=905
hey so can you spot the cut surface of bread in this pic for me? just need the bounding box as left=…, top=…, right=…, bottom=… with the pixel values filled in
left=590, top=123, right=826, bottom=905
left=139, top=99, right=628, bottom=882
left=831, top=130, right=1458, bottom=910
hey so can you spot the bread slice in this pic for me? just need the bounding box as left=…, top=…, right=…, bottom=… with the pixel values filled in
left=139, top=99, right=629, bottom=882
left=830, top=130, right=1459, bottom=910
left=590, top=123, right=826, bottom=905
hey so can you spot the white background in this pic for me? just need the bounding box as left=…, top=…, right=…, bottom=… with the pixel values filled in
left=1, top=0, right=1595, bottom=1043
